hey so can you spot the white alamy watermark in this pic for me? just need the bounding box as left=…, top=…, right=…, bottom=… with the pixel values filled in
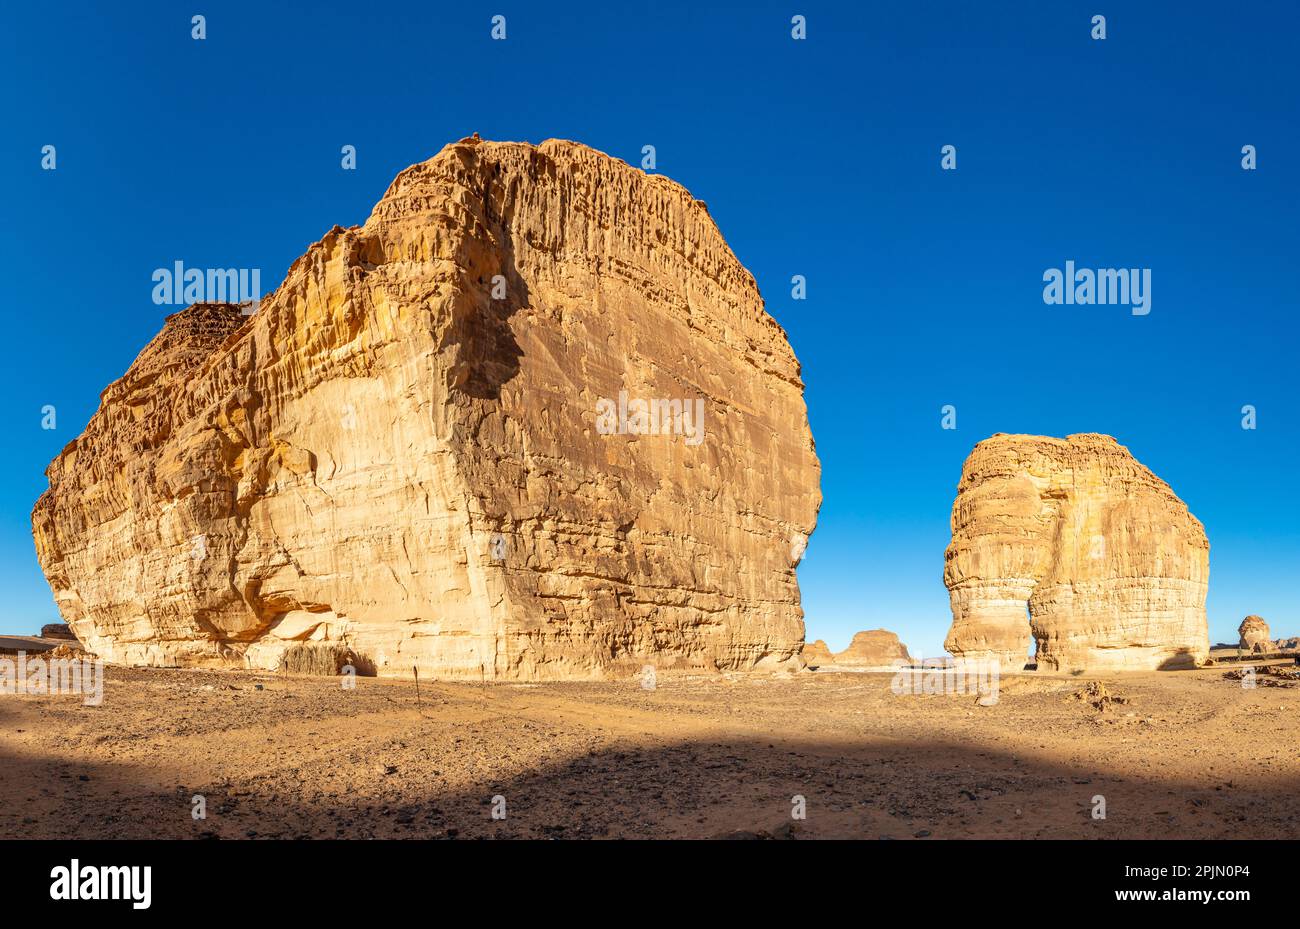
left=595, top=391, right=705, bottom=446
left=890, top=657, right=1000, bottom=703
left=50, top=859, right=150, bottom=909
left=1, top=652, right=104, bottom=706
left=152, top=261, right=261, bottom=307
left=1043, top=261, right=1150, bottom=316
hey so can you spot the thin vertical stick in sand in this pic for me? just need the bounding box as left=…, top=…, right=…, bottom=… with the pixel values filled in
left=413, top=665, right=422, bottom=714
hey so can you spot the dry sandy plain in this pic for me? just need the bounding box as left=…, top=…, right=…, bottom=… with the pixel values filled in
left=2, top=656, right=1297, bottom=840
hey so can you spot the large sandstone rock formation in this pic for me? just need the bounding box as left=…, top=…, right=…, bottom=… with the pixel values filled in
left=31, top=137, right=821, bottom=680
left=943, top=433, right=1209, bottom=671
left=1238, top=615, right=1270, bottom=653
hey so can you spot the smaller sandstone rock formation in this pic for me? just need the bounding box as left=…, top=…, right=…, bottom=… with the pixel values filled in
left=40, top=623, right=77, bottom=641
left=1238, top=616, right=1270, bottom=653
left=1070, top=680, right=1130, bottom=712
left=46, top=642, right=91, bottom=660
left=801, top=640, right=835, bottom=666
left=806, top=629, right=912, bottom=668
left=944, top=433, right=1210, bottom=671
left=1223, top=666, right=1298, bottom=688
left=833, top=630, right=912, bottom=667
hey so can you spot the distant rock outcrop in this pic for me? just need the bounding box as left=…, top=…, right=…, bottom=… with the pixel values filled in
left=801, top=640, right=835, bottom=666
left=1238, top=615, right=1270, bottom=653
left=30, top=137, right=821, bottom=680
left=39, top=622, right=77, bottom=641
left=832, top=630, right=912, bottom=667
left=944, top=433, right=1209, bottom=671
left=803, top=630, right=911, bottom=668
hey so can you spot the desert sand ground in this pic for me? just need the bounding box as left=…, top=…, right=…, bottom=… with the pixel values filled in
left=2, top=658, right=1296, bottom=840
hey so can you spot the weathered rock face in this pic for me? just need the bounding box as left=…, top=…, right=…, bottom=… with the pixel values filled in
left=830, top=630, right=912, bottom=667
left=31, top=137, right=821, bottom=680
left=943, top=433, right=1209, bottom=671
left=1238, top=616, right=1270, bottom=653
left=39, top=623, right=77, bottom=641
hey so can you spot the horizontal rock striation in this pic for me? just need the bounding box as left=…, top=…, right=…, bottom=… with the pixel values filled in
left=943, top=433, right=1209, bottom=671
left=32, top=137, right=821, bottom=680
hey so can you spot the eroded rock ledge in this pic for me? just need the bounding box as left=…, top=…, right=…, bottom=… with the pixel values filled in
left=943, top=433, right=1208, bottom=671
left=32, top=137, right=821, bottom=680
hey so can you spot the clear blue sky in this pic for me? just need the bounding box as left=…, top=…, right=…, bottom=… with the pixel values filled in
left=2, top=2, right=1296, bottom=656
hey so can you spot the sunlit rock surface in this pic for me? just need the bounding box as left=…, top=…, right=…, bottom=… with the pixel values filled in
left=1238, top=615, right=1271, bottom=653
left=944, top=433, right=1208, bottom=671
left=32, top=137, right=821, bottom=680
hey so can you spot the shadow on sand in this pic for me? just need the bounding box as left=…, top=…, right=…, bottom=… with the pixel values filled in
left=2, top=693, right=1294, bottom=841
